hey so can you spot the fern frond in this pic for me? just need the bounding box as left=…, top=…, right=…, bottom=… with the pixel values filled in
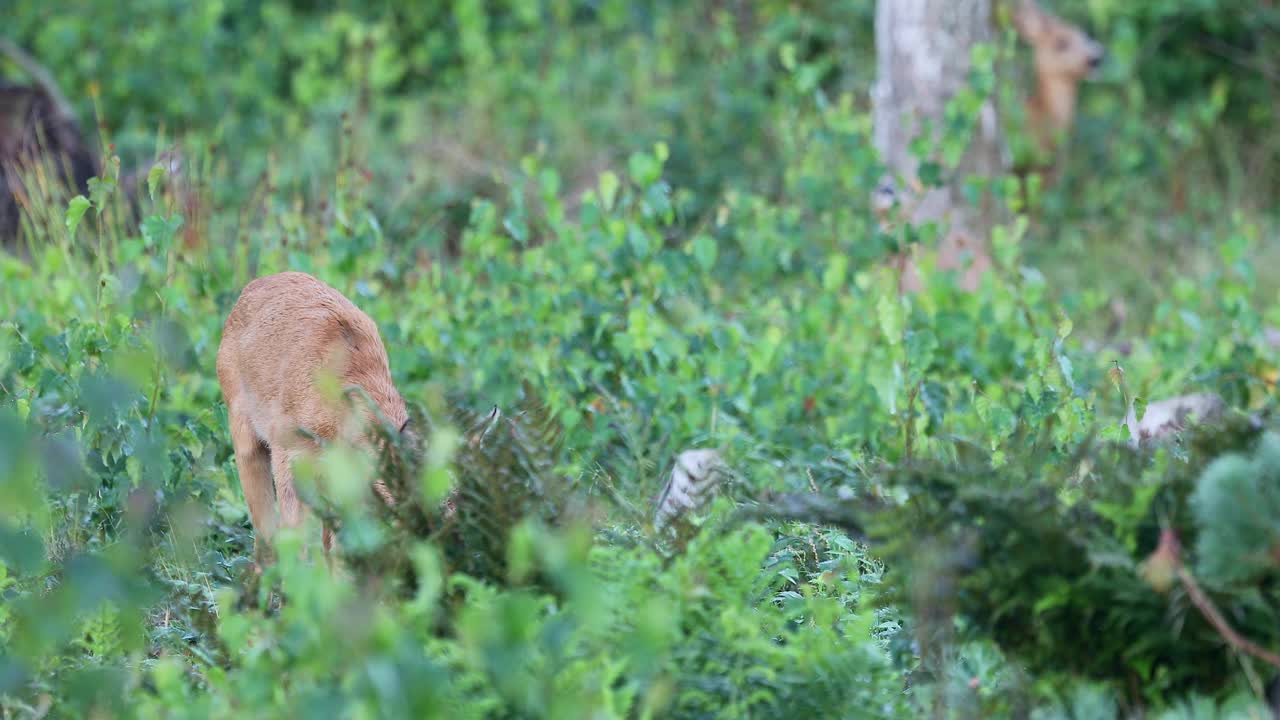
left=336, top=384, right=571, bottom=592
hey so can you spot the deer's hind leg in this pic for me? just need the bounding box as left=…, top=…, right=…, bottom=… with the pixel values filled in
left=229, top=407, right=276, bottom=568
left=269, top=447, right=306, bottom=532
left=271, top=446, right=328, bottom=565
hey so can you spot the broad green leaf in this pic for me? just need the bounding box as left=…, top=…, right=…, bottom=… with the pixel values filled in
left=65, top=196, right=92, bottom=239
left=877, top=295, right=904, bottom=345
left=146, top=163, right=166, bottom=202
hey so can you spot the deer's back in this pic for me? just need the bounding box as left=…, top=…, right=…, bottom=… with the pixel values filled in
left=217, top=272, right=407, bottom=447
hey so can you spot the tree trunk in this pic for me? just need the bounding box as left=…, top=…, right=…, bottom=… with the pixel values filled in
left=872, top=0, right=1005, bottom=291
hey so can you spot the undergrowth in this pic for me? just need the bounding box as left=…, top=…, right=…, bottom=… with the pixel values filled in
left=2, top=2, right=1280, bottom=718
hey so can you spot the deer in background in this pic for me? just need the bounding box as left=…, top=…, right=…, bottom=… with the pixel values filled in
left=1011, top=0, right=1105, bottom=174
left=872, top=1, right=1105, bottom=293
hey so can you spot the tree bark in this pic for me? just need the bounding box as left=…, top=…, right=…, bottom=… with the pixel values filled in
left=872, top=0, right=1005, bottom=291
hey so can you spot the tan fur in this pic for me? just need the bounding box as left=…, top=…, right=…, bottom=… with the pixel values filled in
left=216, top=271, right=408, bottom=566
left=1013, top=0, right=1105, bottom=160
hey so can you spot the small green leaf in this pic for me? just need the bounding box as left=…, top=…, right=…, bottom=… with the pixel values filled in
left=65, top=195, right=92, bottom=239
left=779, top=43, right=797, bottom=71
left=628, top=152, right=660, bottom=186
left=599, top=171, right=620, bottom=211
left=917, top=161, right=944, bottom=188
left=503, top=215, right=529, bottom=246
left=822, top=254, right=848, bottom=292
left=1131, top=396, right=1147, bottom=425
left=538, top=168, right=561, bottom=197
left=877, top=295, right=904, bottom=345
left=692, top=234, right=717, bottom=271
left=87, top=176, right=116, bottom=209
left=1027, top=373, right=1043, bottom=403
left=146, top=163, right=166, bottom=202
left=627, top=225, right=652, bottom=258
left=1057, top=353, right=1075, bottom=390
left=141, top=214, right=185, bottom=248
left=905, top=329, right=938, bottom=382
left=421, top=425, right=459, bottom=505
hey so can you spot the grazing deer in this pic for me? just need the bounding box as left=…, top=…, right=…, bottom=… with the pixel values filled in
left=1012, top=0, right=1105, bottom=166
left=217, top=271, right=416, bottom=567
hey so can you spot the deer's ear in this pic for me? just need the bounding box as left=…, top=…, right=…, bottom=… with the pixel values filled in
left=1013, top=0, right=1046, bottom=39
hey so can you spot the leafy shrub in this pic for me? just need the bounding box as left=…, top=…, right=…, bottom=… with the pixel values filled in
left=2, top=2, right=1280, bottom=718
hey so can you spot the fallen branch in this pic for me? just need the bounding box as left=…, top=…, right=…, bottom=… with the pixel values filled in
left=1141, top=528, right=1280, bottom=669
left=1178, top=566, right=1280, bottom=670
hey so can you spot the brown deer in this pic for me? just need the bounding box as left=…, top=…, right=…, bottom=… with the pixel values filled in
left=217, top=271, right=417, bottom=567
left=1012, top=0, right=1105, bottom=167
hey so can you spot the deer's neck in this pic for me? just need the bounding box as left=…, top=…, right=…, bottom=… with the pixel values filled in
left=349, top=370, right=409, bottom=432
left=1027, top=71, right=1080, bottom=152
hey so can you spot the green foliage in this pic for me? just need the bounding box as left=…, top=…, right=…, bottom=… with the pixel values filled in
left=2, top=1, right=1280, bottom=718
left=868, top=413, right=1280, bottom=702
left=1191, top=431, right=1280, bottom=588
left=747, top=413, right=1280, bottom=700
left=331, top=384, right=577, bottom=590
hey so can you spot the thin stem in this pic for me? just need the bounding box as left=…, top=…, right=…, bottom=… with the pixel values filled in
left=1178, top=567, right=1280, bottom=670
left=903, top=381, right=920, bottom=464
